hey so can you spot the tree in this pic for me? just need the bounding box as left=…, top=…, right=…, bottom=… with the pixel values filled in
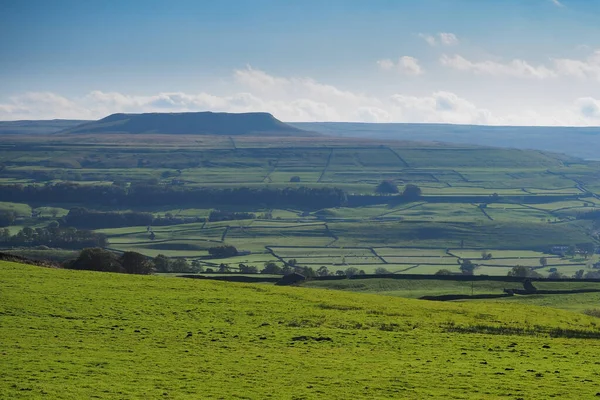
left=435, top=269, right=453, bottom=275
left=459, top=259, right=477, bottom=275
left=208, top=245, right=238, bottom=258
left=573, top=269, right=585, bottom=279
left=0, top=211, right=16, bottom=227
left=281, top=265, right=294, bottom=275
left=120, top=251, right=153, bottom=275
left=67, top=248, right=124, bottom=273
left=316, top=266, right=330, bottom=277
left=579, top=243, right=596, bottom=260
left=481, top=251, right=492, bottom=260
left=585, top=271, right=600, bottom=279
left=218, top=263, right=230, bottom=273
left=153, top=254, right=171, bottom=273
left=289, top=176, right=301, bottom=183
left=358, top=270, right=366, bottom=275
left=539, top=257, right=548, bottom=268
left=402, top=184, right=422, bottom=200
left=171, top=259, right=192, bottom=273
left=335, top=270, right=346, bottom=276
left=375, top=267, right=391, bottom=275
left=302, top=267, right=316, bottom=278
left=239, top=263, right=258, bottom=274
left=345, top=267, right=359, bottom=277
left=261, top=262, right=282, bottom=275
left=191, top=260, right=205, bottom=273
left=0, top=228, right=10, bottom=242
left=507, top=265, right=532, bottom=278
left=375, top=180, right=399, bottom=195
left=548, top=271, right=566, bottom=279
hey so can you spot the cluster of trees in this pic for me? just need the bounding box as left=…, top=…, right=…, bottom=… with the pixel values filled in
left=0, top=211, right=16, bottom=227
left=153, top=254, right=205, bottom=273
left=375, top=181, right=422, bottom=199
left=0, top=222, right=107, bottom=249
left=63, top=207, right=153, bottom=229
left=208, top=210, right=255, bottom=222
left=0, top=183, right=348, bottom=209
left=259, top=260, right=366, bottom=277
left=66, top=248, right=154, bottom=274
left=208, top=245, right=239, bottom=258
left=507, top=265, right=600, bottom=280
left=577, top=209, right=600, bottom=220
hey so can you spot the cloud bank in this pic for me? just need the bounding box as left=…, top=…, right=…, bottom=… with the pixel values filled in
left=0, top=66, right=599, bottom=126
left=441, top=50, right=600, bottom=81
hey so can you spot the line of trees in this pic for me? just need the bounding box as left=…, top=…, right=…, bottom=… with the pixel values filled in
left=0, top=183, right=348, bottom=209
left=375, top=182, right=422, bottom=199
left=0, top=222, right=106, bottom=249
left=208, top=210, right=255, bottom=222
left=63, top=207, right=154, bottom=229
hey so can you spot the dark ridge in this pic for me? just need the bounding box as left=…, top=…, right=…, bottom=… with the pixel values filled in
left=61, top=111, right=317, bottom=136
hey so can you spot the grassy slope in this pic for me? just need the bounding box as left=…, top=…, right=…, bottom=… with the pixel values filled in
left=301, top=278, right=600, bottom=304
left=3, top=262, right=600, bottom=399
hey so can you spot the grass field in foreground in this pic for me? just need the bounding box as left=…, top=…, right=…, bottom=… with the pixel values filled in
left=3, top=262, right=600, bottom=399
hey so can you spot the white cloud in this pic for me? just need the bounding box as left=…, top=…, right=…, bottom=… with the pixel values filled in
left=554, top=50, right=600, bottom=80
left=376, top=59, right=394, bottom=70
left=439, top=33, right=459, bottom=46
left=1, top=67, right=600, bottom=126
left=440, top=54, right=558, bottom=79
left=398, top=56, right=423, bottom=75
left=418, top=33, right=437, bottom=46
left=550, top=0, right=564, bottom=7
left=576, top=97, right=600, bottom=119
left=419, top=32, right=459, bottom=46
left=377, top=56, right=423, bottom=75
left=441, top=50, right=600, bottom=81
left=388, top=91, right=496, bottom=125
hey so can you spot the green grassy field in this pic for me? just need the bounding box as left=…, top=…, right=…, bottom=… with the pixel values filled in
left=301, top=277, right=600, bottom=303
left=1, top=134, right=600, bottom=277
left=4, top=261, right=600, bottom=399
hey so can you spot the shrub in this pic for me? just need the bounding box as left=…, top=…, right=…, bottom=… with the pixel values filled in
left=402, top=184, right=422, bottom=200
left=435, top=269, right=453, bottom=275
left=375, top=180, right=399, bottom=194
left=208, top=245, right=238, bottom=258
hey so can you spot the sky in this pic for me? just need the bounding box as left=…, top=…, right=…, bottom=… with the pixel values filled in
left=1, top=0, right=600, bottom=125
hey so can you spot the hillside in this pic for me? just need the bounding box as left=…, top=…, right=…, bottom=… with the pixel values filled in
left=61, top=112, right=315, bottom=136
left=292, top=122, right=600, bottom=160
left=0, top=119, right=88, bottom=134
left=3, top=261, right=600, bottom=399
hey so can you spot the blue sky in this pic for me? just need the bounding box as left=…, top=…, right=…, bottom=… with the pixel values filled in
left=1, top=0, right=600, bottom=125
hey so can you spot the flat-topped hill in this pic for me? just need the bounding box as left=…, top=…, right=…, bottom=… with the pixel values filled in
left=61, top=111, right=316, bottom=136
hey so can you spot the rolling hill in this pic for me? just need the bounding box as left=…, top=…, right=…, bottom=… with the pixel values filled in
left=61, top=111, right=316, bottom=136
left=0, top=119, right=89, bottom=135
left=292, top=122, right=600, bottom=160
left=3, top=260, right=600, bottom=399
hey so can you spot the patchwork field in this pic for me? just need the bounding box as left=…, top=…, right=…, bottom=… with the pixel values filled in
left=4, top=261, right=600, bottom=399
left=1, top=134, right=599, bottom=278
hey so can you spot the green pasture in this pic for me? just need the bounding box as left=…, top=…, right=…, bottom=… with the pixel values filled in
left=5, top=261, right=600, bottom=399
